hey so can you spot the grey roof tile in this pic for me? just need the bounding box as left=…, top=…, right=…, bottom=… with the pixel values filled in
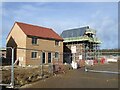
left=61, top=26, right=89, bottom=38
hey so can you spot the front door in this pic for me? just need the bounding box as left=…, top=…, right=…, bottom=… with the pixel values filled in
left=48, top=53, right=52, bottom=63
left=42, top=52, right=45, bottom=64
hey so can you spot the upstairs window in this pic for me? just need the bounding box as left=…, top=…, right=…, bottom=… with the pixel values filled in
left=55, top=40, right=60, bottom=46
left=55, top=52, right=59, bottom=59
left=32, top=37, right=38, bottom=45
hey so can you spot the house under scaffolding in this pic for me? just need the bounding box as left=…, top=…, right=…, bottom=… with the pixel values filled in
left=61, top=26, right=102, bottom=66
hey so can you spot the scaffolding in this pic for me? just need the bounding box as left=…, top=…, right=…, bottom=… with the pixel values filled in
left=63, top=27, right=101, bottom=66
left=64, top=36, right=101, bottom=44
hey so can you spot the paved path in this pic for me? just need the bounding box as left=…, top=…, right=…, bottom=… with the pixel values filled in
left=21, top=63, right=118, bottom=88
left=87, top=62, right=119, bottom=72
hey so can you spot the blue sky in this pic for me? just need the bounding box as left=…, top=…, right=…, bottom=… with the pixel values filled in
left=1, top=2, right=118, bottom=49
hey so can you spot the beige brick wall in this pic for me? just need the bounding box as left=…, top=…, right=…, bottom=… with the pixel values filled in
left=6, top=23, right=27, bottom=66
left=6, top=23, right=27, bottom=48
left=26, top=36, right=63, bottom=52
left=26, top=36, right=63, bottom=66
left=6, top=23, right=63, bottom=66
left=17, top=49, right=26, bottom=66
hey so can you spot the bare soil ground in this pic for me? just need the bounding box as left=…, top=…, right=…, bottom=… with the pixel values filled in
left=0, top=61, right=119, bottom=89
left=20, top=62, right=119, bottom=88
left=0, top=64, right=72, bottom=87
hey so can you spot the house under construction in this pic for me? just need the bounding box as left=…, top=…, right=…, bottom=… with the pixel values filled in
left=61, top=26, right=101, bottom=66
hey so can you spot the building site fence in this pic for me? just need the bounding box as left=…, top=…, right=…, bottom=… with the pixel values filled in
left=0, top=47, right=119, bottom=88
left=85, top=51, right=120, bottom=74
left=0, top=47, right=14, bottom=88
left=0, top=47, right=68, bottom=88
left=0, top=46, right=97, bottom=88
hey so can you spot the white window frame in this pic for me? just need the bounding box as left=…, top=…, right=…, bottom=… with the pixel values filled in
left=31, top=51, right=38, bottom=59
left=55, top=40, right=60, bottom=46
left=32, top=37, right=38, bottom=45
left=41, top=52, right=46, bottom=64
left=48, top=52, right=52, bottom=63
left=55, top=52, right=59, bottom=60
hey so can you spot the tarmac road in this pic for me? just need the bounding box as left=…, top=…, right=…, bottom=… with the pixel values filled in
left=21, top=63, right=119, bottom=88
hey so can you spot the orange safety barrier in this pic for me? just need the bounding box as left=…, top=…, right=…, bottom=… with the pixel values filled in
left=100, top=57, right=105, bottom=64
left=93, top=60, right=98, bottom=65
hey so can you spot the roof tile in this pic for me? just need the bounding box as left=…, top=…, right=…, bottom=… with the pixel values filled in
left=16, top=22, right=63, bottom=41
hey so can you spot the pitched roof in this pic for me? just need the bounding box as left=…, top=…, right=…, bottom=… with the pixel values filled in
left=61, top=26, right=89, bottom=38
left=16, top=22, right=63, bottom=41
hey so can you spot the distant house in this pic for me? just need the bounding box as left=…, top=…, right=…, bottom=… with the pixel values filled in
left=6, top=22, right=63, bottom=66
left=0, top=48, right=10, bottom=65
left=61, top=26, right=101, bottom=66
left=0, top=48, right=6, bottom=58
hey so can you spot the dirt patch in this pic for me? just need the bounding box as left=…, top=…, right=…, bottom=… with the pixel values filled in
left=1, top=64, right=72, bottom=87
left=20, top=63, right=118, bottom=88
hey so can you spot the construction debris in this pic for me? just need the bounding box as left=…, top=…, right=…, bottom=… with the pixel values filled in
left=1, top=64, right=72, bottom=87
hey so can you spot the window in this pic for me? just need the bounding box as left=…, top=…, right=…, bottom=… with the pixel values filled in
left=31, top=52, right=37, bottom=58
left=32, top=37, right=38, bottom=45
left=55, top=52, right=59, bottom=59
left=48, top=53, right=52, bottom=63
left=55, top=40, right=60, bottom=46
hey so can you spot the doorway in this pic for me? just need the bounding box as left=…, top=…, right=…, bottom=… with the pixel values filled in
left=48, top=52, right=52, bottom=63
left=42, top=52, right=45, bottom=64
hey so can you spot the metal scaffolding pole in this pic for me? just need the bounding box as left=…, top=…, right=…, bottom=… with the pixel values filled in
left=85, top=43, right=89, bottom=72
left=97, top=45, right=100, bottom=59
left=0, top=47, right=14, bottom=88
left=41, top=51, right=43, bottom=77
left=10, top=48, right=14, bottom=88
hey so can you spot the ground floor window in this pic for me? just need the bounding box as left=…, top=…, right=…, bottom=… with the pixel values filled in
left=31, top=52, right=37, bottom=59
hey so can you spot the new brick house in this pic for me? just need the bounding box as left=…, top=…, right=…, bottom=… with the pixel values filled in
left=6, top=22, right=63, bottom=66
left=61, top=26, right=101, bottom=66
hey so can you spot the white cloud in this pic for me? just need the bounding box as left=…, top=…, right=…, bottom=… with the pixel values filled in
left=3, top=3, right=86, bottom=34
left=97, top=19, right=117, bottom=49
left=2, top=2, right=118, bottom=49
left=81, top=9, right=118, bottom=49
